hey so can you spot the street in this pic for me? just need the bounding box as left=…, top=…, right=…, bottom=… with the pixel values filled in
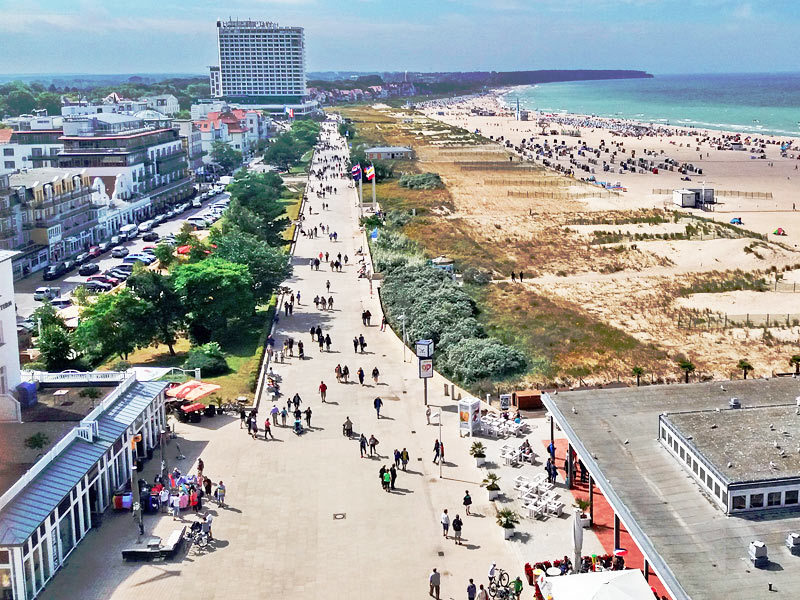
left=14, top=192, right=229, bottom=320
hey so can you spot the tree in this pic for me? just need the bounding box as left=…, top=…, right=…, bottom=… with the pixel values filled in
left=175, top=222, right=195, bottom=247
left=211, top=141, right=242, bottom=172
left=31, top=302, right=65, bottom=335
left=71, top=285, right=90, bottom=307
left=209, top=228, right=290, bottom=301
left=126, top=270, right=186, bottom=355
left=632, top=366, right=644, bottom=387
left=790, top=354, right=800, bottom=375
left=173, top=259, right=255, bottom=343
left=225, top=170, right=289, bottom=245
left=263, top=133, right=304, bottom=170
left=35, top=92, right=62, bottom=116
left=38, top=326, right=72, bottom=371
left=678, top=359, right=695, bottom=383
left=74, top=290, right=151, bottom=360
left=154, top=242, right=176, bottom=269
left=5, top=89, right=36, bottom=116
left=738, top=359, right=753, bottom=379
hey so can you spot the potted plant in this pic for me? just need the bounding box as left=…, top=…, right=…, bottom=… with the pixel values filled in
left=482, top=472, right=501, bottom=500
left=575, top=498, right=591, bottom=528
left=496, top=508, right=520, bottom=540
left=470, top=441, right=487, bottom=467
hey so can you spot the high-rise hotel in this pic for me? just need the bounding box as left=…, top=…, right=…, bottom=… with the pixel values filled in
left=209, top=19, right=317, bottom=115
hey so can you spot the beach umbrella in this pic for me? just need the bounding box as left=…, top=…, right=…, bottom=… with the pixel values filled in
left=573, top=508, right=584, bottom=573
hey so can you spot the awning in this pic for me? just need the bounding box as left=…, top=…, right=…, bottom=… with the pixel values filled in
left=166, top=380, right=221, bottom=402
left=180, top=402, right=205, bottom=413
left=542, top=570, right=653, bottom=600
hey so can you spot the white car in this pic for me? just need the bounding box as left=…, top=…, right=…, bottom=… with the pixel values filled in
left=33, top=286, right=61, bottom=301
left=186, top=217, right=209, bottom=228
left=192, top=199, right=202, bottom=208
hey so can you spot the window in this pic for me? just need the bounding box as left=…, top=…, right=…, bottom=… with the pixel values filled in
left=732, top=495, right=746, bottom=510
left=699, top=467, right=705, bottom=481
left=786, top=490, right=799, bottom=504
left=679, top=446, right=685, bottom=460
left=750, top=494, right=764, bottom=508
left=3, top=161, right=13, bottom=169
left=768, top=492, right=782, bottom=506
left=2, top=148, right=12, bottom=156
left=722, top=491, right=728, bottom=505
left=714, top=482, right=721, bottom=497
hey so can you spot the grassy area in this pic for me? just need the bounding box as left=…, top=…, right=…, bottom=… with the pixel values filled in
left=103, top=304, right=275, bottom=403
left=473, top=283, right=666, bottom=382
left=679, top=270, right=769, bottom=296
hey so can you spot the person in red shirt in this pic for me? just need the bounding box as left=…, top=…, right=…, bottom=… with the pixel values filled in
left=319, top=381, right=327, bottom=403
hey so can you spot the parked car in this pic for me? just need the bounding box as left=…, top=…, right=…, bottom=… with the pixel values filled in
left=43, top=264, right=67, bottom=281
left=84, top=281, right=112, bottom=293
left=112, top=263, right=135, bottom=274
left=192, top=199, right=202, bottom=208
left=51, top=298, right=72, bottom=310
left=98, top=241, right=113, bottom=253
left=106, top=269, right=129, bottom=281
left=87, top=246, right=102, bottom=258
left=111, top=246, right=129, bottom=258
left=110, top=235, right=121, bottom=246
left=153, top=214, right=166, bottom=225
left=123, top=254, right=155, bottom=265
left=138, top=220, right=155, bottom=233
left=142, top=231, right=160, bottom=242
left=63, top=260, right=76, bottom=272
left=78, top=262, right=100, bottom=276
left=34, top=286, right=61, bottom=301
left=88, top=274, right=120, bottom=286
left=74, top=252, right=89, bottom=265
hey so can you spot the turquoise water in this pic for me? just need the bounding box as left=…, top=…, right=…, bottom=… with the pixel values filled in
left=504, top=73, right=800, bottom=137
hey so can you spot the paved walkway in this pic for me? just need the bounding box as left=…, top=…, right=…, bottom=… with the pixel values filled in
left=39, top=122, right=600, bottom=600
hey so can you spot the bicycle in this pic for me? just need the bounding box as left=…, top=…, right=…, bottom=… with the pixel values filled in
left=189, top=521, right=208, bottom=548
left=488, top=569, right=510, bottom=597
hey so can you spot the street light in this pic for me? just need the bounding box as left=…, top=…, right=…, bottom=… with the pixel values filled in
left=398, top=314, right=407, bottom=362
left=438, top=410, right=443, bottom=479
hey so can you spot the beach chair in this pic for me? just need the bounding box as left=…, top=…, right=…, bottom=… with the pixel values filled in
left=547, top=502, right=564, bottom=517
left=513, top=475, right=530, bottom=489
left=537, top=481, right=554, bottom=494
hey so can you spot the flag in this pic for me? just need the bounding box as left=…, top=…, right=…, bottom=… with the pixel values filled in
left=351, top=163, right=362, bottom=181
left=284, top=106, right=294, bottom=118
left=364, top=164, right=375, bottom=181
left=371, top=227, right=379, bottom=240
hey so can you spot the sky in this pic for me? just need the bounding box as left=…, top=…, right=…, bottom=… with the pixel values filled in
left=0, top=0, right=798, bottom=75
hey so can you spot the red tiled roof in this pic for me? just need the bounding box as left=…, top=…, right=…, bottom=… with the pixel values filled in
left=0, top=130, right=13, bottom=144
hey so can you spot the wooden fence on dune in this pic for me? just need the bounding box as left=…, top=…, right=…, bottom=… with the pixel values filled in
left=652, top=188, right=774, bottom=199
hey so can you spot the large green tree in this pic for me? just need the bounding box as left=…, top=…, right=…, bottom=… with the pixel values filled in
left=224, top=170, right=289, bottom=245
left=209, top=228, right=291, bottom=301
left=35, top=92, right=62, bottom=116
left=31, top=302, right=66, bottom=335
left=211, top=140, right=242, bottom=172
left=173, top=259, right=255, bottom=343
left=5, top=89, right=36, bottom=116
left=126, top=270, right=186, bottom=355
left=38, top=326, right=73, bottom=371
left=74, top=290, right=151, bottom=360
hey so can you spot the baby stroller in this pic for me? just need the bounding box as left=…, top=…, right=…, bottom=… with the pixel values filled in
left=190, top=520, right=208, bottom=548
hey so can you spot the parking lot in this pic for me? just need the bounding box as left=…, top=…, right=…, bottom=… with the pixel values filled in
left=15, top=189, right=230, bottom=321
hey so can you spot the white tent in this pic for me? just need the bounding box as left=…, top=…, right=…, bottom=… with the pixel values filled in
left=542, top=570, right=653, bottom=600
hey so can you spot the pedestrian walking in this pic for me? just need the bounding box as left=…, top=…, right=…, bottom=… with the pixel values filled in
left=304, top=407, right=312, bottom=427
left=441, top=509, right=450, bottom=538
left=433, top=439, right=441, bottom=463
left=467, top=579, right=477, bottom=600
left=364, top=310, right=372, bottom=326
left=280, top=407, right=288, bottom=426
left=270, top=403, right=279, bottom=425
left=342, top=365, right=350, bottom=382
left=379, top=465, right=388, bottom=490
left=328, top=296, right=334, bottom=310
left=357, top=367, right=365, bottom=385
left=358, top=334, right=366, bottom=352
left=453, top=514, right=463, bottom=545
left=239, top=407, right=246, bottom=429
left=389, top=464, right=397, bottom=490
left=319, top=380, right=327, bottom=402
left=429, top=569, right=441, bottom=600
left=361, top=310, right=367, bottom=326
left=383, top=468, right=391, bottom=492
left=394, top=448, right=401, bottom=467
left=324, top=333, right=331, bottom=351
left=368, top=434, right=379, bottom=457
left=373, top=396, right=383, bottom=418
left=298, top=340, right=304, bottom=359
left=335, top=364, right=342, bottom=382
left=310, top=325, right=316, bottom=340
left=372, top=366, right=380, bottom=384
left=292, top=393, right=302, bottom=411
left=353, top=337, right=359, bottom=353
left=400, top=447, right=409, bottom=471
left=512, top=577, right=523, bottom=599
left=476, top=584, right=488, bottom=600
left=318, top=335, right=324, bottom=351
left=316, top=325, right=323, bottom=340
left=426, top=406, right=431, bottom=425
left=250, top=417, right=258, bottom=439
left=326, top=279, right=331, bottom=292
left=264, top=417, right=275, bottom=440
left=440, top=441, right=445, bottom=463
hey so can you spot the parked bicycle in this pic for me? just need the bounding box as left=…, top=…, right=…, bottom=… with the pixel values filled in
left=189, top=521, right=208, bottom=548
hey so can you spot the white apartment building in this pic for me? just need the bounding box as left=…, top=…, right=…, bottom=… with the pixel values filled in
left=0, top=116, right=63, bottom=173
left=0, top=250, right=21, bottom=398
left=210, top=19, right=307, bottom=100
left=140, top=95, right=180, bottom=116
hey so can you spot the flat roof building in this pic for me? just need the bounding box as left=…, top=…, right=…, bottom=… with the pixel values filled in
left=543, top=378, right=800, bottom=600
left=365, top=146, right=413, bottom=160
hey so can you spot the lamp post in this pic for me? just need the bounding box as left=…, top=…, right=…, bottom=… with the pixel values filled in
left=438, top=410, right=443, bottom=479
left=398, top=315, right=407, bottom=362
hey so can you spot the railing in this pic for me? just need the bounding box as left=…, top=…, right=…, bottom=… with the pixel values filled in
left=79, top=373, right=137, bottom=425
left=22, top=369, right=130, bottom=384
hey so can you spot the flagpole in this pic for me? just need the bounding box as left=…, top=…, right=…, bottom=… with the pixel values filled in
left=359, top=176, right=363, bottom=219
left=372, top=170, right=376, bottom=208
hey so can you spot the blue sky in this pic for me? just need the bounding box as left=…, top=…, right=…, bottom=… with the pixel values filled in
left=0, top=0, right=797, bottom=74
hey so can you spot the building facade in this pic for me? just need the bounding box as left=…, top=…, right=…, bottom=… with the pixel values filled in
left=58, top=114, right=192, bottom=216
left=140, top=95, right=180, bottom=117
left=173, top=120, right=204, bottom=175
left=0, top=251, right=21, bottom=397
left=0, top=116, right=64, bottom=173
left=7, top=169, right=96, bottom=267
left=0, top=374, right=168, bottom=600
left=209, top=19, right=307, bottom=102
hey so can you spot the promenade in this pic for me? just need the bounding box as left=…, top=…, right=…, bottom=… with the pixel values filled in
left=38, top=121, right=601, bottom=600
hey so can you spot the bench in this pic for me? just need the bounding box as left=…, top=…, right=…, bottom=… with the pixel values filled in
left=121, top=527, right=185, bottom=562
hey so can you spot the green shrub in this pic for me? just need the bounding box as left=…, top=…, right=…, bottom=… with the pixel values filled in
left=398, top=172, right=444, bottom=190
left=463, top=267, right=493, bottom=285
left=112, top=360, right=131, bottom=372
left=24, top=432, right=49, bottom=450
left=183, top=342, right=229, bottom=376
left=440, top=337, right=527, bottom=383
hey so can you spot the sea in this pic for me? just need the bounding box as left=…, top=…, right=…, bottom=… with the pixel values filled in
left=503, top=73, right=800, bottom=137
